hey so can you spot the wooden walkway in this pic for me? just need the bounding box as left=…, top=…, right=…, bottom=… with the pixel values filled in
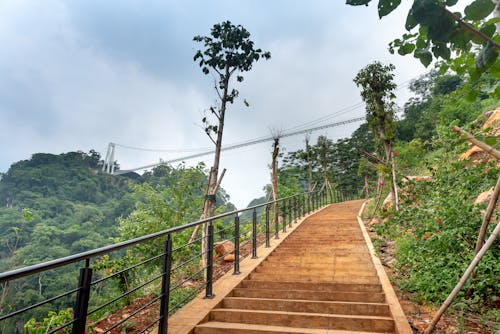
left=167, top=200, right=412, bottom=334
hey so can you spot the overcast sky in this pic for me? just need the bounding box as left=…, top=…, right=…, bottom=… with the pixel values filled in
left=0, top=0, right=432, bottom=208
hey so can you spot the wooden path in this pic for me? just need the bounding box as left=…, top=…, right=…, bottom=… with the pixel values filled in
left=167, top=200, right=412, bottom=334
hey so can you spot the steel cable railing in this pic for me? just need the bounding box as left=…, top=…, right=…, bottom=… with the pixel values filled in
left=0, top=188, right=357, bottom=333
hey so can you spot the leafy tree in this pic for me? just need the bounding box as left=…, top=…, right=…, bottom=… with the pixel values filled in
left=346, top=0, right=499, bottom=99
left=193, top=21, right=270, bottom=262
left=354, top=61, right=399, bottom=210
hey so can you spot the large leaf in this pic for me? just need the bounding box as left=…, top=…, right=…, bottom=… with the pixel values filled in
left=346, top=0, right=371, bottom=5
left=464, top=0, right=495, bottom=20
left=445, top=0, right=459, bottom=5
left=432, top=43, right=451, bottom=60
left=405, top=11, right=418, bottom=31
left=378, top=0, right=401, bottom=18
left=414, top=49, right=433, bottom=67
left=398, top=43, right=416, bottom=55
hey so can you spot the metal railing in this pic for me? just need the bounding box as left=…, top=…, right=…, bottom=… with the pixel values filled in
left=0, top=188, right=356, bottom=334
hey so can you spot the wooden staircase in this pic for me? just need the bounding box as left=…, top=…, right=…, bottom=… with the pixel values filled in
left=168, top=201, right=411, bottom=334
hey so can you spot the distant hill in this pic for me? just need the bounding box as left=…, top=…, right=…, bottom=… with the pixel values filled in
left=0, top=151, right=235, bottom=271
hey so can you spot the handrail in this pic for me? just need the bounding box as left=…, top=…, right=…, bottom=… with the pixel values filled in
left=0, top=187, right=356, bottom=334
left=0, top=192, right=304, bottom=282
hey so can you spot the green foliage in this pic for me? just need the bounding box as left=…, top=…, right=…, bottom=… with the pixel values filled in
left=194, top=21, right=271, bottom=141
left=347, top=0, right=500, bottom=99
left=282, top=123, right=375, bottom=195
left=24, top=308, right=93, bottom=334
left=375, top=160, right=499, bottom=306
left=353, top=61, right=397, bottom=147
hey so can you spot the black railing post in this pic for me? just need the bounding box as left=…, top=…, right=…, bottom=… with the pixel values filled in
left=205, top=221, right=215, bottom=299
left=282, top=200, right=286, bottom=233
left=158, top=235, right=172, bottom=334
left=233, top=215, right=240, bottom=275
left=274, top=201, right=279, bottom=239
left=288, top=198, right=292, bottom=228
left=294, top=196, right=298, bottom=223
left=265, top=205, right=270, bottom=247
left=307, top=192, right=311, bottom=213
left=72, top=259, right=92, bottom=334
left=252, top=208, right=258, bottom=259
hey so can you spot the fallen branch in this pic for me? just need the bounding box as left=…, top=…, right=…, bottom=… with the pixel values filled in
left=474, top=174, right=500, bottom=254
left=453, top=126, right=500, bottom=160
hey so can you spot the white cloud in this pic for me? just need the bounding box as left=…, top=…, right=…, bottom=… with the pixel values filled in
left=0, top=0, right=430, bottom=208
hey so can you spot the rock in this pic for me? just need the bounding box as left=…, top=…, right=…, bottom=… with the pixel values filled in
left=474, top=187, right=494, bottom=205
left=402, top=175, right=432, bottom=183
left=481, top=108, right=500, bottom=136
left=460, top=108, right=500, bottom=164
left=223, top=254, right=235, bottom=262
left=214, top=240, right=235, bottom=257
left=382, top=193, right=393, bottom=211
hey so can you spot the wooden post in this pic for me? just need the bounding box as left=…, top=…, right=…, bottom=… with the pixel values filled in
left=475, top=175, right=500, bottom=254
left=424, top=220, right=500, bottom=334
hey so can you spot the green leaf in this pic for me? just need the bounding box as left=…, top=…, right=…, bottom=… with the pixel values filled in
left=464, top=0, right=495, bottom=20
left=479, top=23, right=496, bottom=38
left=445, top=0, right=458, bottom=5
left=346, top=0, right=371, bottom=5
left=405, top=11, right=418, bottom=30
left=414, top=49, right=433, bottom=67
left=476, top=42, right=498, bottom=70
left=243, top=99, right=250, bottom=107
left=489, top=59, right=500, bottom=78
left=398, top=43, right=415, bottom=55
left=432, top=43, right=451, bottom=60
left=493, top=85, right=500, bottom=99
left=378, top=0, right=401, bottom=18
left=484, top=137, right=497, bottom=146
left=465, top=88, right=479, bottom=102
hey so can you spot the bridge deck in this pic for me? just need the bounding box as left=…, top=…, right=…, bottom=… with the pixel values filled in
left=166, top=200, right=412, bottom=334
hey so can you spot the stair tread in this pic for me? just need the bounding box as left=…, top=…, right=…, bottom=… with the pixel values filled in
left=211, top=308, right=393, bottom=320
left=196, top=321, right=392, bottom=334
left=224, top=296, right=389, bottom=306
left=234, top=288, right=384, bottom=295
left=240, top=280, right=382, bottom=292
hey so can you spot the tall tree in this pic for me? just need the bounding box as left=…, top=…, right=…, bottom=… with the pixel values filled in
left=354, top=61, right=399, bottom=210
left=346, top=0, right=499, bottom=100
left=193, top=21, right=270, bottom=264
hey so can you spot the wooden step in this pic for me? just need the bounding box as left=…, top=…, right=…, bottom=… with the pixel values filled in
left=249, top=273, right=380, bottom=284
left=232, top=288, right=386, bottom=303
left=222, top=297, right=391, bottom=316
left=254, top=266, right=378, bottom=276
left=209, top=309, right=395, bottom=332
left=195, top=321, right=392, bottom=334
left=239, top=280, right=382, bottom=293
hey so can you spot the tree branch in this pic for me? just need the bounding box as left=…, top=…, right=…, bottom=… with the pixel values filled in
left=441, top=6, right=500, bottom=50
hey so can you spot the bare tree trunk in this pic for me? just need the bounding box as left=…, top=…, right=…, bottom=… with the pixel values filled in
left=201, top=64, right=230, bottom=273
left=271, top=137, right=280, bottom=224
left=364, top=175, right=369, bottom=198
left=383, top=140, right=398, bottom=211
left=390, top=151, right=399, bottom=210
left=369, top=173, right=384, bottom=221
left=306, top=136, right=313, bottom=208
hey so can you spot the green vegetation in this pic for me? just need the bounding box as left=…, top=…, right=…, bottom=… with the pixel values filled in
left=0, top=152, right=235, bottom=333
left=368, top=69, right=499, bottom=331
left=347, top=0, right=500, bottom=100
